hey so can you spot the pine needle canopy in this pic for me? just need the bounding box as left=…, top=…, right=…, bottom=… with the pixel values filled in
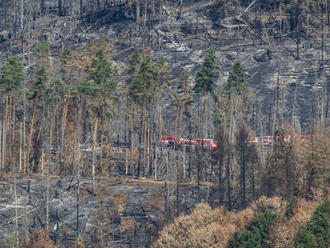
left=0, top=56, right=25, bottom=94
left=94, top=49, right=116, bottom=93
left=129, top=55, right=158, bottom=103
left=193, top=47, right=219, bottom=95
left=225, top=60, right=247, bottom=95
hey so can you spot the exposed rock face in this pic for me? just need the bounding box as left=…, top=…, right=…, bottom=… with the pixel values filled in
left=253, top=49, right=272, bottom=63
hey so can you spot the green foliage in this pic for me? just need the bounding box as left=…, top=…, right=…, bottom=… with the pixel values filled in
left=212, top=108, right=224, bottom=126
left=0, top=56, right=25, bottom=94
left=295, top=228, right=316, bottom=248
left=294, top=200, right=330, bottom=248
left=94, top=49, right=116, bottom=93
left=1, top=234, right=17, bottom=248
left=128, top=49, right=141, bottom=76
left=77, top=48, right=117, bottom=119
left=78, top=79, right=101, bottom=97
left=228, top=210, right=278, bottom=248
left=129, top=54, right=158, bottom=104
left=60, top=47, right=72, bottom=59
left=178, top=68, right=192, bottom=93
left=33, top=41, right=50, bottom=52
left=46, top=78, right=65, bottom=101
left=33, top=41, right=50, bottom=58
left=176, top=68, right=193, bottom=106
left=193, top=47, right=219, bottom=95
left=224, top=60, right=247, bottom=96
left=31, top=65, right=48, bottom=101
left=285, top=197, right=298, bottom=218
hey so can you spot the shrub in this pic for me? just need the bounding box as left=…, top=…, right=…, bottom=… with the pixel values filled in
left=228, top=210, right=278, bottom=248
left=1, top=235, right=17, bottom=248
left=285, top=197, right=297, bottom=217
left=268, top=198, right=318, bottom=248
left=295, top=228, right=315, bottom=248
left=294, top=200, right=330, bottom=248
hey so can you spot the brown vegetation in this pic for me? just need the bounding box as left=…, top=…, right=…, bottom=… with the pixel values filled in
left=153, top=196, right=286, bottom=248
left=268, top=198, right=318, bottom=248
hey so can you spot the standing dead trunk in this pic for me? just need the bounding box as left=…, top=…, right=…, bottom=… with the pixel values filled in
left=143, top=103, right=147, bottom=176
left=0, top=119, right=2, bottom=171
left=136, top=0, right=140, bottom=23
left=92, top=117, right=98, bottom=194
left=75, top=108, right=81, bottom=232
left=19, top=122, right=23, bottom=172
left=60, top=102, right=68, bottom=174
left=46, top=110, right=53, bottom=232
left=226, top=98, right=235, bottom=211
left=148, top=121, right=152, bottom=177
left=14, top=174, right=19, bottom=247
left=20, top=0, right=24, bottom=56
left=129, top=104, right=135, bottom=176
left=27, top=104, right=37, bottom=173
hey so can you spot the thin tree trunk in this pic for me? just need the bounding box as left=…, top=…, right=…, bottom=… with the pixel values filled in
left=241, top=140, right=246, bottom=208
left=14, top=174, right=19, bottom=247
left=60, top=102, right=68, bottom=174
left=27, top=104, right=37, bottom=173
left=159, top=99, right=163, bottom=141
left=100, top=120, right=104, bottom=173
left=92, top=117, right=98, bottom=194
left=130, top=104, right=135, bottom=176
left=147, top=121, right=151, bottom=177
left=227, top=99, right=234, bottom=211
left=176, top=157, right=180, bottom=217
left=19, top=122, right=22, bottom=172
left=136, top=0, right=140, bottom=23
left=126, top=149, right=129, bottom=175
left=46, top=109, right=53, bottom=232
left=76, top=107, right=81, bottom=232
left=143, top=104, right=147, bottom=176
left=20, top=0, right=24, bottom=57
left=0, top=118, right=2, bottom=171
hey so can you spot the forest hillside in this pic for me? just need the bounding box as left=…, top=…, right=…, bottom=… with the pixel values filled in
left=0, top=0, right=329, bottom=247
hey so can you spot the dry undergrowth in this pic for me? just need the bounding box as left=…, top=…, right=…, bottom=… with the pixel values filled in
left=267, top=198, right=318, bottom=248
left=152, top=196, right=285, bottom=248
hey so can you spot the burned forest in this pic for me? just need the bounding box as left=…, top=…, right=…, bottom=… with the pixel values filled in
left=0, top=0, right=329, bottom=247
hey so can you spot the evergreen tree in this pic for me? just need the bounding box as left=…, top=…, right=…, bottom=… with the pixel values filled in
left=156, top=56, right=172, bottom=139
left=78, top=48, right=116, bottom=191
left=28, top=42, right=52, bottom=173
left=127, top=49, right=141, bottom=176
left=295, top=200, right=330, bottom=248
left=225, top=60, right=247, bottom=96
left=129, top=54, right=158, bottom=104
left=176, top=68, right=194, bottom=133
left=228, top=210, right=278, bottom=248
left=128, top=49, right=141, bottom=77
left=0, top=56, right=25, bottom=171
left=193, top=47, right=219, bottom=96
left=222, top=60, right=248, bottom=210
left=129, top=52, right=158, bottom=177
left=193, top=47, right=219, bottom=199
left=0, top=56, right=25, bottom=94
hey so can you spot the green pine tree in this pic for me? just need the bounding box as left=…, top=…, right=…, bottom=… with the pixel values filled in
left=228, top=210, right=278, bottom=248
left=0, top=56, right=25, bottom=94
left=128, top=49, right=141, bottom=77
left=129, top=54, right=158, bottom=104
left=193, top=47, right=219, bottom=96
left=225, top=60, right=247, bottom=96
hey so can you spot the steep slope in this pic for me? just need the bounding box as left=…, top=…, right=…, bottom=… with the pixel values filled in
left=0, top=0, right=329, bottom=132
